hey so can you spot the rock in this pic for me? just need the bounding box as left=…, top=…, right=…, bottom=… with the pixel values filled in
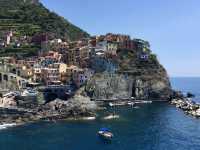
left=46, top=98, right=68, bottom=111
left=86, top=73, right=131, bottom=100
left=86, top=72, right=172, bottom=100
left=187, top=92, right=195, bottom=98
left=171, top=91, right=184, bottom=99
left=0, top=88, right=98, bottom=124
left=67, top=94, right=97, bottom=116
left=0, top=96, right=17, bottom=108
left=170, top=97, right=200, bottom=118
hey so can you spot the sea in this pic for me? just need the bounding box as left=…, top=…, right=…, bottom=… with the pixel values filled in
left=0, top=77, right=200, bottom=150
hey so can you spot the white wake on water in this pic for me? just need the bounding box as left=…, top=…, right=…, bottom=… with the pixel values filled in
left=0, top=123, right=17, bottom=130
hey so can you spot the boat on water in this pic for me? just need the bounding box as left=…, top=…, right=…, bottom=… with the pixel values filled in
left=20, top=88, right=38, bottom=101
left=98, top=128, right=113, bottom=140
left=103, top=114, right=119, bottom=120
left=109, top=101, right=135, bottom=107
left=109, top=101, right=127, bottom=107
left=81, top=116, right=96, bottom=120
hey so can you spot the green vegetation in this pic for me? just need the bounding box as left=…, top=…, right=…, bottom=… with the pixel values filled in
left=0, top=0, right=90, bottom=57
left=149, top=54, right=157, bottom=62
left=0, top=0, right=89, bottom=40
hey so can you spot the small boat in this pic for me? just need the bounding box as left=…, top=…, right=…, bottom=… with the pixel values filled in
left=81, top=116, right=96, bottom=120
left=109, top=102, right=127, bottom=107
left=103, top=114, right=119, bottom=120
left=98, top=128, right=113, bottom=140
left=135, top=100, right=152, bottom=104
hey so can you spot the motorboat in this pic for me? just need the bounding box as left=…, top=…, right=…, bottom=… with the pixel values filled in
left=81, top=116, right=96, bottom=120
left=135, top=100, right=152, bottom=104
left=98, top=128, right=113, bottom=140
left=109, top=101, right=135, bottom=107
left=103, top=114, right=119, bottom=120
left=109, top=101, right=127, bottom=107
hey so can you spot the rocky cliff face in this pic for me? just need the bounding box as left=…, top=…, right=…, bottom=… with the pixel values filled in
left=86, top=48, right=172, bottom=101
left=86, top=73, right=131, bottom=99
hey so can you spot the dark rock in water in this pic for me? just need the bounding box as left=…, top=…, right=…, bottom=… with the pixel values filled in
left=0, top=96, right=18, bottom=108
left=187, top=92, right=195, bottom=98
left=171, top=91, right=185, bottom=99
left=170, top=97, right=200, bottom=118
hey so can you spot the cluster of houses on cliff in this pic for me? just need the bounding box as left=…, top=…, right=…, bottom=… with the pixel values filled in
left=0, top=32, right=152, bottom=100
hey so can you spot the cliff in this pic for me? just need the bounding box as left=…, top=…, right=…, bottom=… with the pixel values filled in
left=86, top=43, right=172, bottom=101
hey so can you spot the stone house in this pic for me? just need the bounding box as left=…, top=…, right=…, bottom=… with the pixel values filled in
left=42, top=67, right=60, bottom=85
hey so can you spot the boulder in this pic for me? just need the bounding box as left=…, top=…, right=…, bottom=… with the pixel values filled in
left=0, top=96, right=17, bottom=108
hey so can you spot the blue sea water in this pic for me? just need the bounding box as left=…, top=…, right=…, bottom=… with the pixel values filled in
left=171, top=77, right=200, bottom=102
left=0, top=77, right=200, bottom=150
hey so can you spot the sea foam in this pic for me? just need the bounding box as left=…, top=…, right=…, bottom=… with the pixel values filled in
left=0, top=123, right=17, bottom=130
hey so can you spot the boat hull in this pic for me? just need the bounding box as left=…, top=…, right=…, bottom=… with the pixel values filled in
left=98, top=131, right=113, bottom=140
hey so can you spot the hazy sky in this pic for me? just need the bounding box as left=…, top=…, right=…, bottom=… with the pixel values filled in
left=41, top=0, right=200, bottom=77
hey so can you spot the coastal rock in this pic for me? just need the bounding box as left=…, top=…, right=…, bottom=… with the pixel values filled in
left=170, top=97, right=200, bottom=118
left=45, top=98, right=68, bottom=111
left=86, top=72, right=172, bottom=101
left=86, top=73, right=131, bottom=100
left=67, top=94, right=97, bottom=116
left=0, top=96, right=17, bottom=108
left=86, top=48, right=172, bottom=101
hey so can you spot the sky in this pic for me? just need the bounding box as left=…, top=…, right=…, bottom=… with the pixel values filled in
left=41, top=0, right=200, bottom=77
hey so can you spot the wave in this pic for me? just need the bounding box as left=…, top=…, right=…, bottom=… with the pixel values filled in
left=0, top=123, right=17, bottom=130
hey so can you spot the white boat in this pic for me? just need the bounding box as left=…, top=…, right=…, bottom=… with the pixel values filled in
left=109, top=102, right=127, bottom=107
left=103, top=114, right=119, bottom=120
left=98, top=128, right=113, bottom=140
left=81, top=116, right=96, bottom=120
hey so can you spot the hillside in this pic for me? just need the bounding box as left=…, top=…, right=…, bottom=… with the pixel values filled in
left=0, top=0, right=89, bottom=41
